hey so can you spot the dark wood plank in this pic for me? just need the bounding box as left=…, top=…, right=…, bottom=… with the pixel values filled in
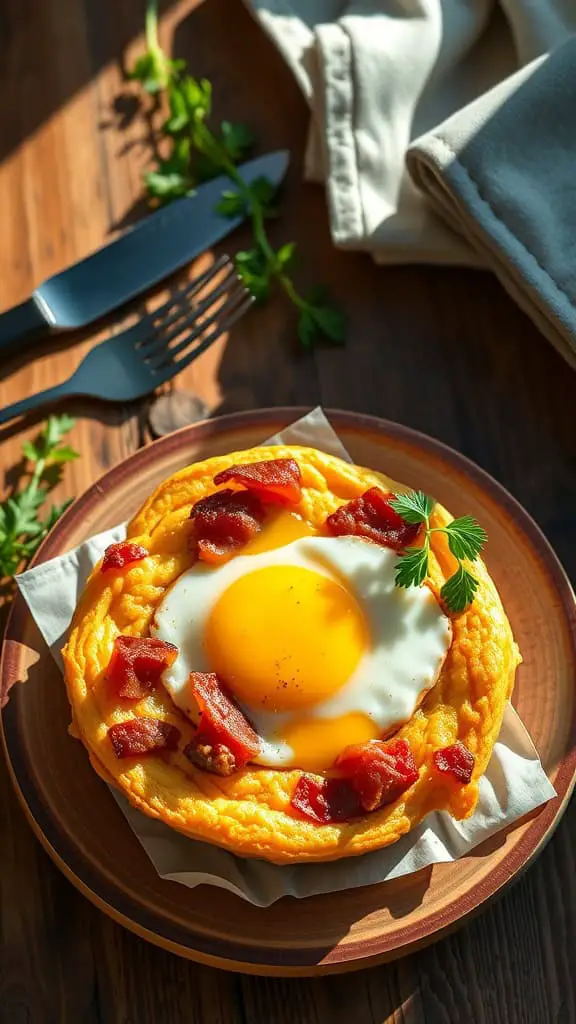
left=0, top=0, right=574, bottom=1022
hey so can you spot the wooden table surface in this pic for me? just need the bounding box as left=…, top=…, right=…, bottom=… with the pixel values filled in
left=0, top=1, right=574, bottom=1021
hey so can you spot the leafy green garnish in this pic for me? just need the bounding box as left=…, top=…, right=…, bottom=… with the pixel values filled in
left=389, top=491, right=487, bottom=614
left=394, top=546, right=429, bottom=589
left=439, top=565, right=480, bottom=614
left=388, top=490, right=434, bottom=525
left=297, top=286, right=346, bottom=350
left=129, top=0, right=345, bottom=349
left=443, top=515, right=487, bottom=561
left=0, top=415, right=79, bottom=578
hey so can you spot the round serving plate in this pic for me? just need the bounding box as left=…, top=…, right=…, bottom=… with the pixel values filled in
left=1, top=408, right=575, bottom=976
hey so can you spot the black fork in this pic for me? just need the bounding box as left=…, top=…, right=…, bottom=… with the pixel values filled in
left=0, top=256, right=253, bottom=424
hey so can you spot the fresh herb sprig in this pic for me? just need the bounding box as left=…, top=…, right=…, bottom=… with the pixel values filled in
left=390, top=491, right=487, bottom=613
left=0, top=415, right=79, bottom=578
left=128, top=0, right=345, bottom=349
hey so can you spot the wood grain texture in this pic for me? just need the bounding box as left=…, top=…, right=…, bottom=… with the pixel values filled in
left=0, top=0, right=574, bottom=1021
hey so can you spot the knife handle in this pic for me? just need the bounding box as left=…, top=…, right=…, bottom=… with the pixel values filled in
left=0, top=298, right=49, bottom=355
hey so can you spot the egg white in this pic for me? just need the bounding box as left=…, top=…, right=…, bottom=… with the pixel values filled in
left=151, top=535, right=452, bottom=768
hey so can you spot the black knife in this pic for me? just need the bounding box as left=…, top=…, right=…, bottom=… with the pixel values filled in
left=0, top=150, right=289, bottom=355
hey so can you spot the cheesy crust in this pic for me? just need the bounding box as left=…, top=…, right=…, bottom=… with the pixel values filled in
left=62, top=445, right=520, bottom=863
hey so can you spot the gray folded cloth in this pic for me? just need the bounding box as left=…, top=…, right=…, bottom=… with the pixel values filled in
left=407, top=37, right=576, bottom=368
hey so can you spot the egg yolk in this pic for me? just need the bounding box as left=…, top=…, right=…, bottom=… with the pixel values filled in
left=277, top=712, right=380, bottom=772
left=242, top=509, right=315, bottom=554
left=205, top=565, right=369, bottom=712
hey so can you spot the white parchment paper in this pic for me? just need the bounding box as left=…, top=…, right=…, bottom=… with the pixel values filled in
left=16, top=408, right=556, bottom=906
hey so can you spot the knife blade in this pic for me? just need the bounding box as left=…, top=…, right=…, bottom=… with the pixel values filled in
left=0, top=150, right=289, bottom=355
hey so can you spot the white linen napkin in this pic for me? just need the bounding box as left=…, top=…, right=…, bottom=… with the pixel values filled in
left=15, top=409, right=556, bottom=906
left=244, top=1, right=575, bottom=267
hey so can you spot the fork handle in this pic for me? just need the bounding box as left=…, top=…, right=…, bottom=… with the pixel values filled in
left=0, top=381, right=70, bottom=425
left=0, top=298, right=49, bottom=355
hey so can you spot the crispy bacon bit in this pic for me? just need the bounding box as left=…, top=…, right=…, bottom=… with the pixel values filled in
left=184, top=672, right=260, bottom=775
left=291, top=775, right=363, bottom=824
left=101, top=541, right=148, bottom=573
left=336, top=738, right=419, bottom=812
left=325, top=488, right=421, bottom=551
left=106, top=636, right=178, bottom=700
left=433, top=742, right=475, bottom=784
left=291, top=739, right=419, bottom=825
left=213, top=458, right=302, bottom=506
left=189, top=488, right=265, bottom=564
left=109, top=718, right=180, bottom=759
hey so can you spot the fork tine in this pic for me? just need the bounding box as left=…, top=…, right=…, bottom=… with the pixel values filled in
left=177, top=294, right=255, bottom=368
left=146, top=265, right=239, bottom=355
left=149, top=280, right=250, bottom=366
left=137, top=255, right=232, bottom=348
left=155, top=292, right=255, bottom=384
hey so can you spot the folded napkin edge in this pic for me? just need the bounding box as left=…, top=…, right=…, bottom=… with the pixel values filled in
left=407, top=136, right=576, bottom=368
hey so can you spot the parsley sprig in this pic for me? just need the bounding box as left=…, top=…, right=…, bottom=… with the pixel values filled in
left=128, top=0, right=345, bottom=349
left=0, top=415, right=79, bottom=578
left=389, top=491, right=487, bottom=613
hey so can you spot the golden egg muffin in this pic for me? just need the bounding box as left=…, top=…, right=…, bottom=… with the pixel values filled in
left=62, top=445, right=520, bottom=864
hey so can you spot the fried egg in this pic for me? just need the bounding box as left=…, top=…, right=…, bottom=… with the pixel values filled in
left=63, top=443, right=520, bottom=862
left=152, top=514, right=451, bottom=771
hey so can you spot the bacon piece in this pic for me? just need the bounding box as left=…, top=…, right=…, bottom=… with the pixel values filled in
left=335, top=738, right=419, bottom=812
left=106, top=635, right=178, bottom=700
left=101, top=541, right=148, bottom=573
left=189, top=488, right=265, bottom=564
left=291, top=739, right=419, bottom=824
left=291, top=775, right=363, bottom=824
left=325, top=488, right=421, bottom=551
left=433, top=742, right=475, bottom=784
left=184, top=672, right=260, bottom=776
left=213, top=458, right=302, bottom=506
left=109, top=718, right=180, bottom=758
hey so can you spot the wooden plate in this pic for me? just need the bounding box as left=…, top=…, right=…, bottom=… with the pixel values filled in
left=1, top=408, right=575, bottom=975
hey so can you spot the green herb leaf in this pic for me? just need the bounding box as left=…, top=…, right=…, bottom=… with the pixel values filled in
left=163, top=137, right=193, bottom=174
left=46, top=445, right=79, bottom=465
left=180, top=75, right=211, bottom=123
left=389, top=490, right=434, bottom=525
left=235, top=247, right=271, bottom=302
left=440, top=566, right=479, bottom=614
left=297, top=288, right=346, bottom=347
left=128, top=53, right=164, bottom=93
left=145, top=169, right=194, bottom=200
left=169, top=58, right=186, bottom=75
left=21, top=440, right=40, bottom=463
left=297, top=309, right=318, bottom=350
left=308, top=302, right=346, bottom=344
left=235, top=248, right=265, bottom=271
left=275, top=242, right=297, bottom=271
left=0, top=417, right=78, bottom=580
left=395, top=546, right=429, bottom=589
left=246, top=176, right=278, bottom=217
left=43, top=414, right=76, bottom=449
left=444, top=515, right=487, bottom=561
left=220, top=121, right=254, bottom=162
left=5, top=492, right=45, bottom=537
left=164, top=86, right=190, bottom=133
left=215, top=190, right=247, bottom=218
